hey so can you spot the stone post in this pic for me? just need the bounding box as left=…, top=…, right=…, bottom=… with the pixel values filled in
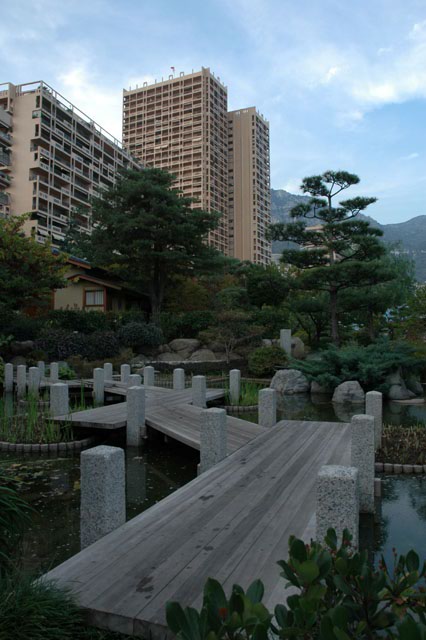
left=143, top=365, right=155, bottom=387
left=80, top=445, right=126, bottom=548
left=127, top=386, right=146, bottom=447
left=28, top=367, right=40, bottom=396
left=50, top=362, right=59, bottom=383
left=17, top=365, right=27, bottom=398
left=173, top=368, right=185, bottom=391
left=365, top=391, right=383, bottom=450
left=120, top=364, right=131, bottom=385
left=37, top=361, right=45, bottom=380
left=50, top=382, right=69, bottom=417
left=4, top=363, right=13, bottom=393
left=258, top=388, right=277, bottom=428
left=200, top=408, right=227, bottom=473
left=128, top=374, right=142, bottom=387
left=93, top=367, right=105, bottom=406
left=351, top=414, right=375, bottom=514
left=280, top=329, right=292, bottom=356
left=229, top=369, right=241, bottom=405
left=192, top=375, right=207, bottom=408
left=104, top=362, right=113, bottom=383
left=316, top=465, right=359, bottom=547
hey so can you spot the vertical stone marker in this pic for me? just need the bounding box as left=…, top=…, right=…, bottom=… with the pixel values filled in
left=229, top=369, right=241, bottom=405
left=258, top=388, right=277, bottom=428
left=37, top=361, right=45, bottom=380
left=4, top=363, right=13, bottom=393
left=280, top=329, right=292, bottom=356
left=200, top=408, right=227, bottom=473
left=127, top=386, right=146, bottom=447
left=80, top=445, right=126, bottom=548
left=316, top=465, right=359, bottom=547
left=93, top=367, right=105, bottom=406
left=173, top=368, right=185, bottom=391
left=120, top=364, right=131, bottom=385
left=192, top=375, right=207, bottom=408
left=17, top=365, right=27, bottom=398
left=365, top=391, right=383, bottom=450
left=128, top=373, right=142, bottom=387
left=104, top=362, right=113, bottom=383
left=28, top=367, right=40, bottom=396
left=50, top=362, right=59, bottom=383
left=143, top=365, right=155, bottom=387
left=50, top=382, right=69, bottom=417
left=351, top=414, right=375, bottom=514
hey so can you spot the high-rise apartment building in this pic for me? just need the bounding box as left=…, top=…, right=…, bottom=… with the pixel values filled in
left=122, top=67, right=271, bottom=263
left=228, top=107, right=271, bottom=264
left=123, top=68, right=229, bottom=254
left=0, top=81, right=140, bottom=244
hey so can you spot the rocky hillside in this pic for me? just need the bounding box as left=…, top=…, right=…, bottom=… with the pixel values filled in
left=271, top=188, right=426, bottom=281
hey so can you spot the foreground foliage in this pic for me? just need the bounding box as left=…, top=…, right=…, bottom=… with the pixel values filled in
left=166, top=529, right=426, bottom=640
left=377, top=424, right=426, bottom=465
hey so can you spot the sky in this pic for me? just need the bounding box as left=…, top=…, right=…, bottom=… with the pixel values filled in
left=2, top=0, right=426, bottom=224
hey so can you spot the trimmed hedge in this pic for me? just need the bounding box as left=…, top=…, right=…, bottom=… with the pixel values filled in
left=36, top=329, right=120, bottom=360
left=117, top=322, right=163, bottom=350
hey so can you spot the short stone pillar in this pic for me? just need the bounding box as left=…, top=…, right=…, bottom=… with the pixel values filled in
left=93, top=367, right=105, bottom=406
left=28, top=367, right=40, bottom=396
left=104, top=362, right=113, bottom=382
left=120, top=364, right=131, bottom=385
left=50, top=382, right=69, bottom=417
left=4, top=363, right=13, bottom=393
left=143, top=366, right=155, bottom=387
left=128, top=374, right=142, bottom=387
left=80, top=445, right=126, bottom=549
left=192, top=375, right=207, bottom=408
left=127, top=386, right=146, bottom=447
left=365, top=391, right=383, bottom=450
left=351, top=414, right=375, bottom=514
left=229, top=369, right=241, bottom=405
left=200, top=408, right=227, bottom=473
left=173, top=368, right=185, bottom=391
left=50, top=362, right=59, bottom=383
left=37, top=361, right=45, bottom=380
left=280, top=329, right=292, bottom=356
left=16, top=365, right=27, bottom=398
left=258, top=388, right=277, bottom=428
left=316, top=465, right=359, bottom=547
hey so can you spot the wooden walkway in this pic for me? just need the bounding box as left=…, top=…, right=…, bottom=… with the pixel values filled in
left=45, top=419, right=351, bottom=637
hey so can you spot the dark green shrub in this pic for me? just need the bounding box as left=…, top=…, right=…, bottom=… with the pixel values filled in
left=215, top=286, right=250, bottom=310
left=47, top=310, right=110, bottom=334
left=0, top=472, right=33, bottom=575
left=36, top=329, right=88, bottom=360
left=248, top=345, right=287, bottom=377
left=117, top=322, right=163, bottom=350
left=166, top=528, right=426, bottom=640
left=3, top=314, right=46, bottom=341
left=118, top=309, right=148, bottom=326
left=83, top=331, right=120, bottom=360
left=160, top=311, right=216, bottom=341
left=250, top=306, right=290, bottom=339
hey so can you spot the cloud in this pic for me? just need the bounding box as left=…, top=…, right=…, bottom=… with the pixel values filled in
left=400, top=152, right=420, bottom=160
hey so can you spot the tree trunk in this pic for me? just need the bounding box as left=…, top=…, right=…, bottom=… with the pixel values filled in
left=367, top=310, right=375, bottom=342
left=330, top=289, right=339, bottom=346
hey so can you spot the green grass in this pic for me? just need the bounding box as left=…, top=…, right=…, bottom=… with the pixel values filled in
left=0, top=394, right=73, bottom=445
left=377, top=423, right=426, bottom=465
left=225, top=381, right=262, bottom=406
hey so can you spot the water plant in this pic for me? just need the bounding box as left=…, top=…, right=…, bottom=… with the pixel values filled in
left=0, top=394, right=73, bottom=444
left=225, top=381, right=262, bottom=406
left=377, top=424, right=426, bottom=465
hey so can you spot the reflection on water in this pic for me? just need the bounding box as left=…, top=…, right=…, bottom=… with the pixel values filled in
left=0, top=439, right=198, bottom=573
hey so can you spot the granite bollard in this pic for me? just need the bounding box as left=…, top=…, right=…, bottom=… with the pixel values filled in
left=173, top=368, right=185, bottom=391
left=128, top=374, right=142, bottom=387
left=258, top=388, right=277, bottom=428
left=50, top=383, right=69, bottom=417
left=192, top=375, right=207, bottom=408
left=365, top=391, right=383, bottom=450
left=80, top=445, right=126, bottom=548
left=316, top=465, right=359, bottom=547
left=120, top=364, right=131, bottom=385
left=37, top=361, right=45, bottom=380
left=143, top=366, right=155, bottom=387
left=229, top=369, right=241, bottom=405
left=200, top=408, right=227, bottom=473
left=17, top=365, right=27, bottom=397
left=28, top=367, right=40, bottom=396
left=4, top=363, right=13, bottom=393
left=280, top=329, right=292, bottom=356
left=50, top=362, right=59, bottom=383
left=127, top=386, right=146, bottom=447
left=93, top=368, right=105, bottom=406
left=351, top=414, right=375, bottom=514
left=104, top=362, right=113, bottom=382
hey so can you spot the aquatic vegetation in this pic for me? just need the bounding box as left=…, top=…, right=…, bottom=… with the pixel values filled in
left=225, top=381, right=262, bottom=406
left=377, top=423, right=426, bottom=465
left=0, top=394, right=73, bottom=444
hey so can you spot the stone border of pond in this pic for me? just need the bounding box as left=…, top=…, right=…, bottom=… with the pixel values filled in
left=0, top=436, right=95, bottom=455
left=375, top=462, right=426, bottom=474
left=225, top=404, right=258, bottom=413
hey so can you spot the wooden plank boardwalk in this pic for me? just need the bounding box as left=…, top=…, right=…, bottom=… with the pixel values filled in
left=45, top=419, right=351, bottom=637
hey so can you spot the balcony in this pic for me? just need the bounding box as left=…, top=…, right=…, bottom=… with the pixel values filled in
left=0, top=152, right=11, bottom=166
left=0, top=131, right=12, bottom=145
left=0, top=109, right=12, bottom=128
left=0, top=192, right=10, bottom=204
left=0, top=171, right=10, bottom=185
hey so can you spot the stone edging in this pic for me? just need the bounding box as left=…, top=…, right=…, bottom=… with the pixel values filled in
left=0, top=436, right=95, bottom=455
left=225, top=404, right=258, bottom=413
left=375, top=462, right=426, bottom=475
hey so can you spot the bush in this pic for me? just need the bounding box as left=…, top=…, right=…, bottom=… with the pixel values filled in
left=3, top=314, right=47, bottom=341
left=166, top=528, right=426, bottom=640
left=117, top=322, right=163, bottom=351
left=83, top=331, right=120, bottom=360
left=160, top=311, right=216, bottom=341
left=118, top=308, right=148, bottom=326
left=248, top=345, right=287, bottom=377
left=47, top=310, right=110, bottom=334
left=251, top=306, right=290, bottom=339
left=36, top=330, right=120, bottom=360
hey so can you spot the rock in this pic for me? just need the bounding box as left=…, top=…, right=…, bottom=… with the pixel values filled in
left=168, top=339, right=200, bottom=359
left=157, top=344, right=171, bottom=354
left=385, top=368, right=416, bottom=400
left=189, top=349, right=216, bottom=362
left=270, top=369, right=310, bottom=395
left=332, top=381, right=365, bottom=404
left=262, top=339, right=272, bottom=347
left=130, top=354, right=147, bottom=365
left=212, top=352, right=242, bottom=362
left=10, top=355, right=27, bottom=367
left=291, top=337, right=305, bottom=360
left=206, top=341, right=224, bottom=353
left=156, top=352, right=183, bottom=363
left=311, top=380, right=330, bottom=394
left=10, top=340, right=34, bottom=356
left=406, top=375, right=424, bottom=396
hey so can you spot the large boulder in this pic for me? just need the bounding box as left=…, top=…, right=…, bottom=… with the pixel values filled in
left=332, top=381, right=365, bottom=404
left=270, top=369, right=310, bottom=395
left=291, top=337, right=305, bottom=360
left=157, top=344, right=171, bottom=354
left=10, top=340, right=35, bottom=356
left=156, top=352, right=183, bottom=363
left=189, top=349, right=216, bottom=362
left=385, top=369, right=416, bottom=400
left=168, top=339, right=200, bottom=360
left=405, top=375, right=424, bottom=397
left=311, top=380, right=330, bottom=394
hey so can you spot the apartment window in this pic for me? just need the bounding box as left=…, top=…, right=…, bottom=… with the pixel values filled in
left=84, top=289, right=104, bottom=307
